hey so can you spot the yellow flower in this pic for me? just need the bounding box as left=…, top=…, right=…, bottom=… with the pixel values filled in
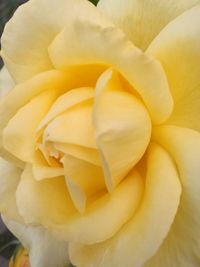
left=0, top=0, right=200, bottom=266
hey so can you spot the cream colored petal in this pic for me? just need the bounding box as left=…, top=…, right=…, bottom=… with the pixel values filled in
left=1, top=0, right=110, bottom=82
left=2, top=216, right=70, bottom=267
left=94, top=69, right=151, bottom=191
left=16, top=164, right=76, bottom=225
left=69, top=143, right=181, bottom=267
left=53, top=170, right=143, bottom=245
left=55, top=143, right=101, bottom=166
left=0, top=158, right=22, bottom=221
left=44, top=100, right=96, bottom=149
left=97, top=0, right=200, bottom=51
left=0, top=70, right=72, bottom=153
left=146, top=125, right=200, bottom=267
left=148, top=5, right=200, bottom=132
left=62, top=155, right=105, bottom=213
left=0, top=66, right=15, bottom=97
left=49, top=20, right=173, bottom=124
left=32, top=165, right=64, bottom=181
left=3, top=89, right=58, bottom=162
left=37, top=87, right=94, bottom=132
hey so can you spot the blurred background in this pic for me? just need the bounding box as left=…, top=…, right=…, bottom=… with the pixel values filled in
left=0, top=0, right=98, bottom=266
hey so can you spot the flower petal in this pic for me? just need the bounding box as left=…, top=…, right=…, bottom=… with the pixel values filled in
left=3, top=89, right=58, bottom=162
left=52, top=170, right=143, bottom=245
left=97, top=0, right=199, bottom=50
left=1, top=0, right=109, bottom=82
left=62, top=155, right=105, bottom=213
left=0, top=67, right=15, bottom=97
left=37, top=87, right=94, bottom=132
left=54, top=143, right=101, bottom=166
left=0, top=158, right=22, bottom=221
left=44, top=100, right=96, bottom=149
left=69, top=143, right=181, bottom=267
left=0, top=70, right=71, bottom=154
left=2, top=216, right=70, bottom=267
left=94, top=69, right=151, bottom=191
left=49, top=19, right=173, bottom=123
left=147, top=125, right=200, bottom=267
left=148, top=5, right=200, bottom=132
left=16, top=164, right=76, bottom=225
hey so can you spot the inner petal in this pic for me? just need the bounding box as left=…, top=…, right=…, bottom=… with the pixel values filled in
left=3, top=89, right=58, bottom=162
left=43, top=100, right=96, bottom=149
left=94, top=69, right=151, bottom=191
left=62, top=155, right=105, bottom=214
left=37, top=87, right=94, bottom=133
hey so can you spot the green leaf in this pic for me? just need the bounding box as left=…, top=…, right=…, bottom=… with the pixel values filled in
left=89, top=0, right=99, bottom=5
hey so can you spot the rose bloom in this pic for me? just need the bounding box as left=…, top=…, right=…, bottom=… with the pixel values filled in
left=0, top=0, right=200, bottom=266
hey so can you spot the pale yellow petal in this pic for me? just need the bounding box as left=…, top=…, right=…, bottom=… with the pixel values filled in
left=69, top=143, right=181, bottom=267
left=53, top=170, right=143, bottom=245
left=2, top=216, right=70, bottom=267
left=0, top=66, right=15, bottom=97
left=44, top=100, right=96, bottom=149
left=3, top=89, right=58, bottom=162
left=1, top=0, right=110, bottom=82
left=0, top=158, right=22, bottom=221
left=49, top=20, right=173, bottom=123
left=98, top=0, right=200, bottom=50
left=55, top=143, right=101, bottom=166
left=62, top=155, right=105, bottom=213
left=94, top=69, right=151, bottom=191
left=148, top=5, right=200, bottom=132
left=16, top=164, right=76, bottom=225
left=32, top=165, right=64, bottom=181
left=0, top=70, right=72, bottom=153
left=37, top=87, right=94, bottom=132
left=147, top=125, right=200, bottom=267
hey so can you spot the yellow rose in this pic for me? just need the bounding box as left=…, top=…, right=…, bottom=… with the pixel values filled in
left=0, top=0, right=200, bottom=267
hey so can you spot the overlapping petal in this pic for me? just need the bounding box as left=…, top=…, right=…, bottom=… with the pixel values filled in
left=0, top=158, right=22, bottom=221
left=1, top=0, right=111, bottom=82
left=69, top=143, right=181, bottom=267
left=16, top=165, right=76, bottom=225
left=148, top=5, right=200, bottom=132
left=0, top=67, right=15, bottom=97
left=97, top=0, right=200, bottom=50
left=146, top=126, right=200, bottom=267
left=3, top=89, right=58, bottom=162
left=49, top=18, right=173, bottom=124
left=52, top=170, right=143, bottom=245
left=2, top=216, right=70, bottom=267
left=62, top=155, right=105, bottom=213
left=94, top=69, right=151, bottom=190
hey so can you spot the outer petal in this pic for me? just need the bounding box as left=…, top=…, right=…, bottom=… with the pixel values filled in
left=97, top=0, right=199, bottom=50
left=69, top=143, right=181, bottom=267
left=0, top=67, right=15, bottom=97
left=49, top=19, right=173, bottom=124
left=148, top=5, right=200, bottom=132
left=146, top=126, right=200, bottom=267
left=2, top=216, right=70, bottom=267
left=1, top=0, right=110, bottom=82
left=0, top=158, right=22, bottom=221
